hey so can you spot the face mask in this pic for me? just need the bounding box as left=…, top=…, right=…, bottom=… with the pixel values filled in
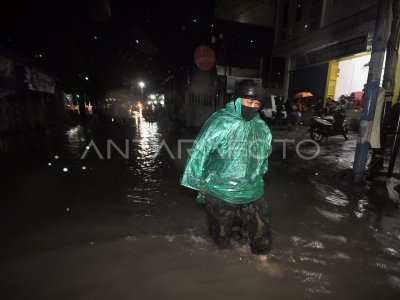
left=241, top=105, right=259, bottom=121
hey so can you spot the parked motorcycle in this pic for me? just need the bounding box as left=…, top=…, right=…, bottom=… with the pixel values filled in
left=309, top=107, right=349, bottom=142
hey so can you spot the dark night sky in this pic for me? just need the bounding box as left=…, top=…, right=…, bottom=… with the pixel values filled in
left=0, top=0, right=274, bottom=94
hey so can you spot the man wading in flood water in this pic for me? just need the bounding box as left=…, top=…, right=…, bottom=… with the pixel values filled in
left=181, top=79, right=273, bottom=255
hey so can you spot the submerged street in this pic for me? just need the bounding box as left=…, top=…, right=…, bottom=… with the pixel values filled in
left=1, top=120, right=399, bottom=299
left=2, top=1, right=400, bottom=298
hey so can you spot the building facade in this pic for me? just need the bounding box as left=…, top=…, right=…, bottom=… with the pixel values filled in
left=0, top=47, right=65, bottom=136
left=273, top=0, right=378, bottom=101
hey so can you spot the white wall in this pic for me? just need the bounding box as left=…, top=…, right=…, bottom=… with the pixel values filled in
left=334, top=54, right=370, bottom=100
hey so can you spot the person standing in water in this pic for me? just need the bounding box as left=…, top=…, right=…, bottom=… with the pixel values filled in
left=181, top=79, right=273, bottom=255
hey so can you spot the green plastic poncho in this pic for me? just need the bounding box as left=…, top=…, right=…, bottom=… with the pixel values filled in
left=181, top=98, right=272, bottom=205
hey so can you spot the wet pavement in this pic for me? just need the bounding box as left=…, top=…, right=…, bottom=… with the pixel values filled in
left=0, top=119, right=400, bottom=299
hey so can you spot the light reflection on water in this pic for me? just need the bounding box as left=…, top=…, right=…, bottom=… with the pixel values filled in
left=312, top=179, right=349, bottom=207
left=65, top=124, right=88, bottom=158
left=126, top=121, right=164, bottom=214
left=136, top=121, right=161, bottom=160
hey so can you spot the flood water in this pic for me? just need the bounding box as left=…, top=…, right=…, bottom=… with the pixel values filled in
left=0, top=119, right=400, bottom=299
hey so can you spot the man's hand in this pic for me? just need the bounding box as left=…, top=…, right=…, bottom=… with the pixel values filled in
left=200, top=190, right=208, bottom=195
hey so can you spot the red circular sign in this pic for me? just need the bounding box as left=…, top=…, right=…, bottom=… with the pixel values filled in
left=194, top=45, right=216, bottom=71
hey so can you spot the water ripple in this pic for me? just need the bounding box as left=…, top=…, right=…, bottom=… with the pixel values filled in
left=315, top=207, right=347, bottom=222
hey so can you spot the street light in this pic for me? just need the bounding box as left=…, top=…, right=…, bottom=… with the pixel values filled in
left=138, top=81, right=145, bottom=98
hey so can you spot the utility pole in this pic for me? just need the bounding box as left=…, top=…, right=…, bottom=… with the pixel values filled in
left=370, top=0, right=400, bottom=175
left=353, top=0, right=392, bottom=183
left=283, top=57, right=291, bottom=99
left=385, top=0, right=400, bottom=177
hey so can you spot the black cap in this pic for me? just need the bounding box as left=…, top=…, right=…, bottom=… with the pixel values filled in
left=234, top=79, right=264, bottom=101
